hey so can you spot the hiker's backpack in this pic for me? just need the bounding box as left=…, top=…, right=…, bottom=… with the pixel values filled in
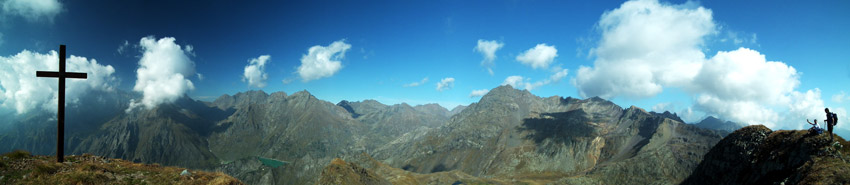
left=833, top=113, right=839, bottom=125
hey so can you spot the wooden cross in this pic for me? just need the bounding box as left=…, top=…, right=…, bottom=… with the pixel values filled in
left=35, top=45, right=87, bottom=163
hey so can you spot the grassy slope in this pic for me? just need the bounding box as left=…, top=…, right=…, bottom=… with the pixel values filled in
left=0, top=150, right=243, bottom=185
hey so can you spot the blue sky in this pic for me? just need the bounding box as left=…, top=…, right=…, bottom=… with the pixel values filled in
left=0, top=0, right=849, bottom=131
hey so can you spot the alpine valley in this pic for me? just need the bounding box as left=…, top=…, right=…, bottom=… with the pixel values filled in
left=1, top=85, right=763, bottom=184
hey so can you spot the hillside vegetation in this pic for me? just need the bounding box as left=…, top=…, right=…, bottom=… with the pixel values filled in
left=0, top=150, right=242, bottom=185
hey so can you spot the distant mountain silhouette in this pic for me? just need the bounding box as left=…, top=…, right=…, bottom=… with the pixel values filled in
left=694, top=116, right=748, bottom=135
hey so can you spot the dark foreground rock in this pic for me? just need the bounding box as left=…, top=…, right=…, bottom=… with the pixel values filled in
left=682, top=125, right=850, bottom=185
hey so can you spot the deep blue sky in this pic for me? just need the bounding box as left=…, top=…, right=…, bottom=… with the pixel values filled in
left=1, top=0, right=849, bottom=130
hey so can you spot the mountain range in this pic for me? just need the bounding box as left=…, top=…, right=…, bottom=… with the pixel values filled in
left=0, top=85, right=744, bottom=184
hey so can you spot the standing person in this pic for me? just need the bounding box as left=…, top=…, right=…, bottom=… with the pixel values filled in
left=826, top=108, right=835, bottom=141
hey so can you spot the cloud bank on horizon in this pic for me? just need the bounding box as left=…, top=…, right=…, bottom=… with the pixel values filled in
left=572, top=0, right=842, bottom=130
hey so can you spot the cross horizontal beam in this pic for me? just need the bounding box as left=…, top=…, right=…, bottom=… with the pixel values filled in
left=36, top=71, right=87, bottom=79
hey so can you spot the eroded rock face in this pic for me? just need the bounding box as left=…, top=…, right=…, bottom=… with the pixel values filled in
left=74, top=96, right=226, bottom=169
left=683, top=125, right=850, bottom=185
left=372, top=85, right=723, bottom=184
left=317, top=158, right=392, bottom=185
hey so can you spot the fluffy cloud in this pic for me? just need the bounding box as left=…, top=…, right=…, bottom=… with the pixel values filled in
left=0, top=50, right=116, bottom=114
left=572, top=0, right=829, bottom=129
left=516, top=44, right=558, bottom=69
left=502, top=69, right=568, bottom=91
left=2, top=0, right=62, bottom=21
left=502, top=76, right=525, bottom=89
left=469, top=89, right=489, bottom=98
left=436, top=77, right=455, bottom=91
left=475, top=39, right=504, bottom=75
left=242, top=55, right=270, bottom=88
left=403, top=77, right=428, bottom=87
left=651, top=102, right=673, bottom=113
left=785, top=89, right=826, bottom=129
left=126, top=36, right=195, bottom=112
left=297, top=39, right=351, bottom=82
left=683, top=48, right=799, bottom=127
left=573, top=0, right=713, bottom=99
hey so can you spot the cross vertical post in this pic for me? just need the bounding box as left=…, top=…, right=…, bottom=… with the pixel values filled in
left=58, top=45, right=65, bottom=163
left=36, top=45, right=87, bottom=163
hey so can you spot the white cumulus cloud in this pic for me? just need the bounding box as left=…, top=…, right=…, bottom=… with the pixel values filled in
left=2, top=0, right=62, bottom=22
left=502, top=76, right=525, bottom=89
left=571, top=0, right=831, bottom=130
left=469, top=89, right=489, bottom=98
left=785, top=89, right=826, bottom=129
left=126, top=36, right=196, bottom=112
left=436, top=77, right=455, bottom=92
left=475, top=39, right=504, bottom=75
left=573, top=0, right=713, bottom=99
left=297, top=39, right=351, bottom=82
left=242, top=55, right=270, bottom=88
left=687, top=48, right=800, bottom=127
left=0, top=50, right=117, bottom=114
left=403, top=77, right=428, bottom=87
left=516, top=44, right=558, bottom=69
left=502, top=69, right=568, bottom=91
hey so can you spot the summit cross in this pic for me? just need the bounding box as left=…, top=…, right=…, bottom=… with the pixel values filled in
left=35, top=45, right=87, bottom=163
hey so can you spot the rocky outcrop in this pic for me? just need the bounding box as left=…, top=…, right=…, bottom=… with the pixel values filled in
left=682, top=125, right=850, bottom=185
left=317, top=158, right=392, bottom=185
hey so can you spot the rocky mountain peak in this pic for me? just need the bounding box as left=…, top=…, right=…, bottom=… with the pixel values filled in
left=651, top=110, right=685, bottom=124
left=413, top=103, right=449, bottom=117
left=483, top=85, right=529, bottom=97
left=212, top=90, right=270, bottom=110
left=694, top=116, right=747, bottom=134
left=291, top=90, right=314, bottom=99
left=337, top=100, right=362, bottom=118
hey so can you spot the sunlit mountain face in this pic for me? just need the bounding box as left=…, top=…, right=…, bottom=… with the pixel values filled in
left=0, top=0, right=848, bottom=184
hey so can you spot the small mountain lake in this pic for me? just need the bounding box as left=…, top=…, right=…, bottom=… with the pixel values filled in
left=257, top=156, right=288, bottom=168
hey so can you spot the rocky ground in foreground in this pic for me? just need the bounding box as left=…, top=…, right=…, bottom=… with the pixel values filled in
left=0, top=150, right=243, bottom=185
left=683, top=125, right=850, bottom=185
left=318, top=125, right=850, bottom=185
